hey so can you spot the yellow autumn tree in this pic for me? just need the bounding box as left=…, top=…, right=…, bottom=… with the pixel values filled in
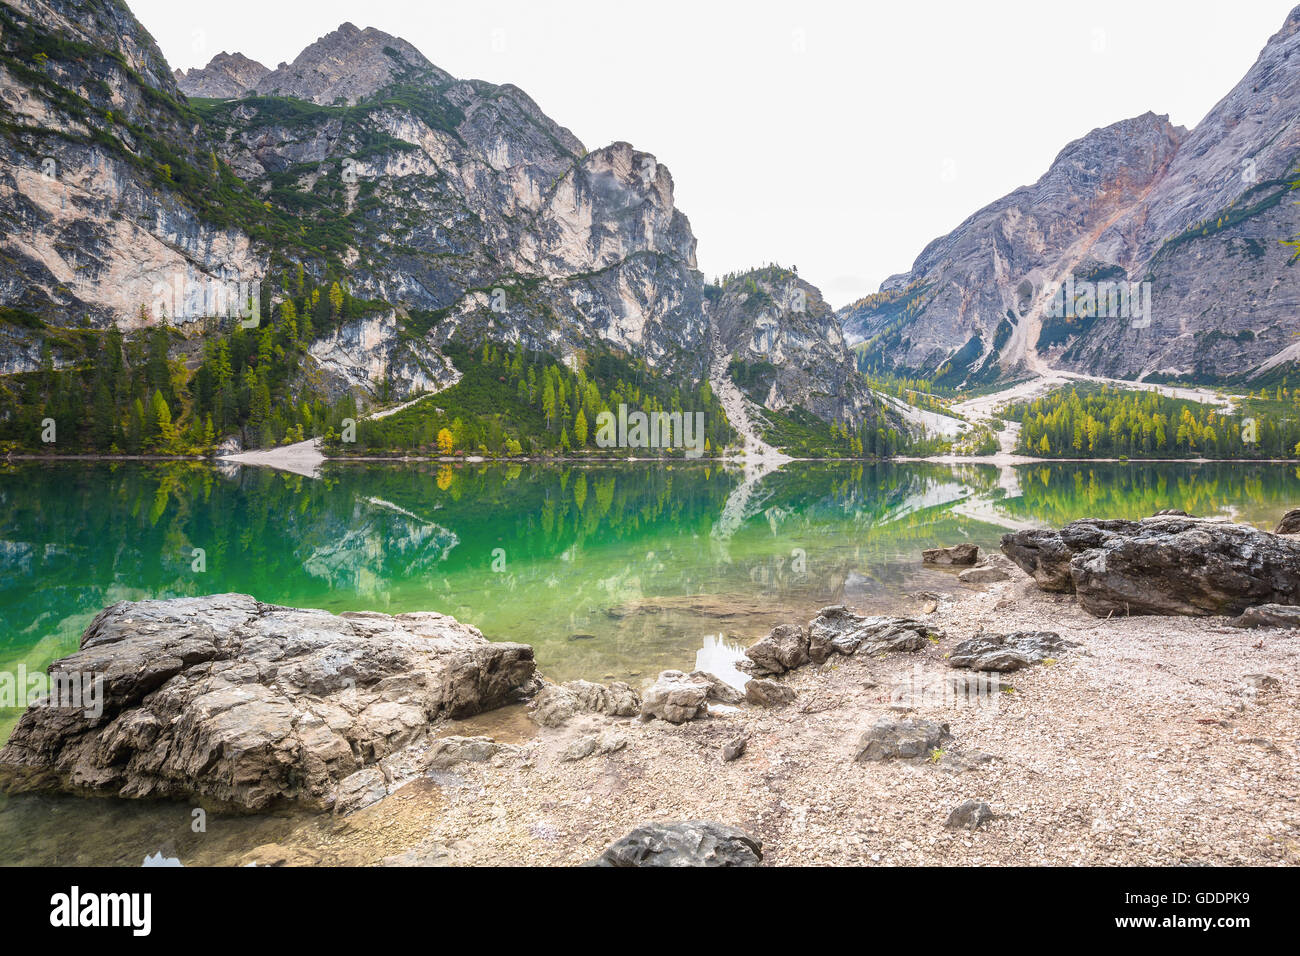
left=436, top=428, right=455, bottom=455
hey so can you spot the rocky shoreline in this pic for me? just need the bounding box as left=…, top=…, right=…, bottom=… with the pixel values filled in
left=1, top=514, right=1296, bottom=865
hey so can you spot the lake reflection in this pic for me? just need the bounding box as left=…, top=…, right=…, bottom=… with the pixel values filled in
left=1, top=458, right=1296, bottom=744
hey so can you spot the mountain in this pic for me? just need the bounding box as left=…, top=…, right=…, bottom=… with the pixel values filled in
left=0, top=1, right=888, bottom=453
left=843, top=5, right=1300, bottom=388
left=174, top=52, right=269, bottom=98
left=710, top=266, right=875, bottom=426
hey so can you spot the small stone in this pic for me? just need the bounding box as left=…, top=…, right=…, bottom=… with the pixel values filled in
left=561, top=736, right=600, bottom=762
left=945, top=799, right=994, bottom=830
left=722, top=733, right=748, bottom=762
left=1242, top=674, right=1280, bottom=692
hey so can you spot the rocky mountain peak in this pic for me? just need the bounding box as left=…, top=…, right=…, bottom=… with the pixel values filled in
left=1271, top=3, right=1300, bottom=43
left=250, top=22, right=451, bottom=105
left=711, top=267, right=876, bottom=427
left=175, top=51, right=270, bottom=99
left=843, top=3, right=1300, bottom=387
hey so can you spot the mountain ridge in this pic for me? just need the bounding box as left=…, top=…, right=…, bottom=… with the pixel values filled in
left=0, top=0, right=889, bottom=456
left=843, top=4, right=1300, bottom=388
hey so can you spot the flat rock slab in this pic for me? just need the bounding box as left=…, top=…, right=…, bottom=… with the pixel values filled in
left=529, top=679, right=640, bottom=727
left=855, top=716, right=951, bottom=762
left=1230, top=604, right=1300, bottom=629
left=424, top=736, right=514, bottom=771
left=958, top=566, right=1011, bottom=584
left=0, top=594, right=535, bottom=812
left=584, top=821, right=763, bottom=867
left=922, top=544, right=979, bottom=566
left=561, top=731, right=628, bottom=762
left=948, top=631, right=1078, bottom=672
left=784, top=606, right=940, bottom=668
left=1003, top=516, right=1300, bottom=617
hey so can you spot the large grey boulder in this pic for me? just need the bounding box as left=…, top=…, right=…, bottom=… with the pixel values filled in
left=1000, top=519, right=1134, bottom=592
left=1003, top=517, right=1300, bottom=617
left=0, top=595, right=535, bottom=812
left=585, top=821, right=763, bottom=867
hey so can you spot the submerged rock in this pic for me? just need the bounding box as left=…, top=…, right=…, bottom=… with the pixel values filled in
left=922, top=544, right=980, bottom=566
left=948, top=632, right=1077, bottom=672
left=0, top=594, right=535, bottom=812
left=239, top=844, right=322, bottom=867
left=958, top=566, right=1010, bottom=584
left=585, top=821, right=763, bottom=867
left=1003, top=516, right=1300, bottom=616
left=854, top=716, right=951, bottom=762
left=423, top=736, right=513, bottom=770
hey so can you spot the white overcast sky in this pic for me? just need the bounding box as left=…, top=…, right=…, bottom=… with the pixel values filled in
left=130, top=0, right=1296, bottom=309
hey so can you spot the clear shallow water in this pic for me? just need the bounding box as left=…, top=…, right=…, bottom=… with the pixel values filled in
left=0, top=458, right=1295, bottom=864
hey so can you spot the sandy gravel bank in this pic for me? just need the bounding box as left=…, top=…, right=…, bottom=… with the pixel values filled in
left=255, top=572, right=1299, bottom=867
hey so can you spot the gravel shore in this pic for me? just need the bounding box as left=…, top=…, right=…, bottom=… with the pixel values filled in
left=252, top=570, right=1299, bottom=867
